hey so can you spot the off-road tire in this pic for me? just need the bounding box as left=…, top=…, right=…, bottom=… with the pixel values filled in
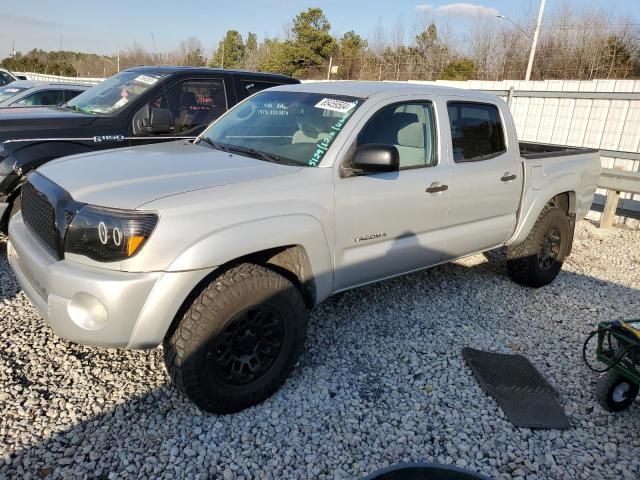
left=507, top=206, right=571, bottom=288
left=163, top=263, right=308, bottom=414
left=596, top=371, right=639, bottom=412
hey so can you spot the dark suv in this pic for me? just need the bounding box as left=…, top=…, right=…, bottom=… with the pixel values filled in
left=0, top=66, right=299, bottom=230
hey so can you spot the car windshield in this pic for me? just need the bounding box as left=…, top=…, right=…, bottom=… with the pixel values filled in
left=198, top=91, right=363, bottom=167
left=0, top=85, right=28, bottom=103
left=66, top=71, right=169, bottom=115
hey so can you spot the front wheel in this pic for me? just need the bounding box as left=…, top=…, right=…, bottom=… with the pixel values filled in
left=163, top=263, right=308, bottom=414
left=0, top=196, right=21, bottom=235
left=507, top=206, right=572, bottom=288
left=596, top=371, right=639, bottom=412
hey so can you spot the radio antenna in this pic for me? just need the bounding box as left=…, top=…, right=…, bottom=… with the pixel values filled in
left=150, top=32, right=159, bottom=63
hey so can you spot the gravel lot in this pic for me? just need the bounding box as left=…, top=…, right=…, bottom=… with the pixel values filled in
left=1, top=221, right=639, bottom=480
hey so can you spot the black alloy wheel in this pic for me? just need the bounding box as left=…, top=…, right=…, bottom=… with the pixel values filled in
left=209, top=305, right=286, bottom=386
left=538, top=227, right=562, bottom=271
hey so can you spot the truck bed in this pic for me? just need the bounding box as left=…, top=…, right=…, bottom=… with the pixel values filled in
left=519, top=142, right=599, bottom=160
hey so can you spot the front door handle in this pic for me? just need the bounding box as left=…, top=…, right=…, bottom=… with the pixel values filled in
left=426, top=182, right=449, bottom=193
left=501, top=172, right=517, bottom=182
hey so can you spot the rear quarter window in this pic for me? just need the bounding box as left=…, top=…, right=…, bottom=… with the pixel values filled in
left=241, top=79, right=280, bottom=97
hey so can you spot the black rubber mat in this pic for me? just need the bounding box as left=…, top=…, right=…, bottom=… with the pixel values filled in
left=462, top=347, right=570, bottom=429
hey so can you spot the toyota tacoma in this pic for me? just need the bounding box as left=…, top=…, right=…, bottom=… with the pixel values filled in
left=8, top=82, right=600, bottom=413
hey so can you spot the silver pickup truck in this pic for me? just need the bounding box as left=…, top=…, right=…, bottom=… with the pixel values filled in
left=8, top=82, right=600, bottom=413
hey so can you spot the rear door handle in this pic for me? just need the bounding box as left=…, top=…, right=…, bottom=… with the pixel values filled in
left=501, top=172, right=517, bottom=182
left=426, top=182, right=449, bottom=193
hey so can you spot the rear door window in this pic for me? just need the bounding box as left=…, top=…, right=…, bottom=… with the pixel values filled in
left=447, top=102, right=506, bottom=162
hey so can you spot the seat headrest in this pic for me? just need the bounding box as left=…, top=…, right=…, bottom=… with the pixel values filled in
left=392, top=112, right=419, bottom=130
left=396, top=122, right=424, bottom=149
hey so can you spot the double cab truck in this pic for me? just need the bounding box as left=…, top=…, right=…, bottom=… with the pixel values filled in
left=0, top=66, right=299, bottom=231
left=8, top=82, right=600, bottom=413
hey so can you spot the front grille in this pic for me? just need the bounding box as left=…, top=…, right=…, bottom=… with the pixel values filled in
left=21, top=180, right=59, bottom=257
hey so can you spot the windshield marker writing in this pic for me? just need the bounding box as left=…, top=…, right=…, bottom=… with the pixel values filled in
left=308, top=100, right=359, bottom=167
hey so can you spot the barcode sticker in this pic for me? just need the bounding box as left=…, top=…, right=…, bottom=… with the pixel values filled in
left=134, top=75, right=160, bottom=85
left=315, top=98, right=357, bottom=113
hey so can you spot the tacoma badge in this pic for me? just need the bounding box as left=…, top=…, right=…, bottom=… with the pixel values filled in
left=354, top=233, right=387, bottom=243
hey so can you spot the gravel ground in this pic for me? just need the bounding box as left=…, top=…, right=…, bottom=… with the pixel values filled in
left=1, top=220, right=640, bottom=480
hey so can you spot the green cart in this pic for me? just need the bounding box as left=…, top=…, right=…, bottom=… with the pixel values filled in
left=583, top=320, right=640, bottom=412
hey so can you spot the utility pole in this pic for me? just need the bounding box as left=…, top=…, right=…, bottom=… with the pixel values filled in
left=525, top=0, right=546, bottom=81
left=117, top=48, right=120, bottom=72
left=326, top=56, right=333, bottom=80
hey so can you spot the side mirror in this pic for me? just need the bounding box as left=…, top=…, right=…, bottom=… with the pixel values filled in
left=351, top=144, right=400, bottom=173
left=143, top=107, right=174, bottom=134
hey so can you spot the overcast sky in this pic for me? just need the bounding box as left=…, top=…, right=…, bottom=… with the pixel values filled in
left=1, top=0, right=639, bottom=58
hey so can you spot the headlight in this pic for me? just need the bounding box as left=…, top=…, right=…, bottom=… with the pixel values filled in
left=64, top=205, right=158, bottom=262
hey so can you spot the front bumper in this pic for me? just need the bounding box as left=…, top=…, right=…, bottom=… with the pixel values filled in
left=8, top=213, right=213, bottom=349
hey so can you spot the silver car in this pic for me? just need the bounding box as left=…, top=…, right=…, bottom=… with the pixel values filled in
left=0, top=81, right=89, bottom=108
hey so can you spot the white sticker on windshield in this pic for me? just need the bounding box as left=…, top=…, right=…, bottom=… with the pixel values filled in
left=314, top=98, right=357, bottom=113
left=134, top=74, right=160, bottom=86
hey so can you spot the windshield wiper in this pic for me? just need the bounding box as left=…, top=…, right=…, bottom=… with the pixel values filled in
left=219, top=144, right=295, bottom=165
left=197, top=137, right=232, bottom=152
left=197, top=138, right=298, bottom=165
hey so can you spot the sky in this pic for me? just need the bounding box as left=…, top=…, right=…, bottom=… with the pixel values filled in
left=1, top=0, right=640, bottom=58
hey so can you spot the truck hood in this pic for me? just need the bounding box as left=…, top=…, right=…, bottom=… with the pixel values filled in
left=0, top=106, right=97, bottom=138
left=38, top=141, right=302, bottom=209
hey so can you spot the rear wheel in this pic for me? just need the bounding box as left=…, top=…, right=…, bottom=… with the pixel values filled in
left=163, top=263, right=307, bottom=414
left=507, top=206, right=572, bottom=287
left=596, top=371, right=639, bottom=412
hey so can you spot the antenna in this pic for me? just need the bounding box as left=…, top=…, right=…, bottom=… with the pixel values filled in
left=150, top=32, right=159, bottom=64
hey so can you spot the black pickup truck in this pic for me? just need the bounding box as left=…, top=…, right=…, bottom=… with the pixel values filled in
left=0, top=66, right=299, bottom=231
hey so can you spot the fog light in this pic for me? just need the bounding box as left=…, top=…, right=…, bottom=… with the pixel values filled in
left=67, top=292, right=107, bottom=330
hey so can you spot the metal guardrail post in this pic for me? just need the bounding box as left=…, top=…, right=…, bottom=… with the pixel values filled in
left=601, top=190, right=621, bottom=228
left=597, top=168, right=640, bottom=228
left=506, top=87, right=515, bottom=107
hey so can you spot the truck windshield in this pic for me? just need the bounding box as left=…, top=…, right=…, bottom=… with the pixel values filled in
left=198, top=91, right=363, bottom=167
left=66, top=71, right=169, bottom=115
left=0, top=85, right=28, bottom=103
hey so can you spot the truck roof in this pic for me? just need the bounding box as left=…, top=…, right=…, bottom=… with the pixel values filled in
left=125, top=66, right=297, bottom=82
left=269, top=80, right=501, bottom=101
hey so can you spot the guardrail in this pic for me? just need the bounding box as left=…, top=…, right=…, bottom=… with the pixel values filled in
left=13, top=72, right=104, bottom=85
left=598, top=168, right=640, bottom=228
